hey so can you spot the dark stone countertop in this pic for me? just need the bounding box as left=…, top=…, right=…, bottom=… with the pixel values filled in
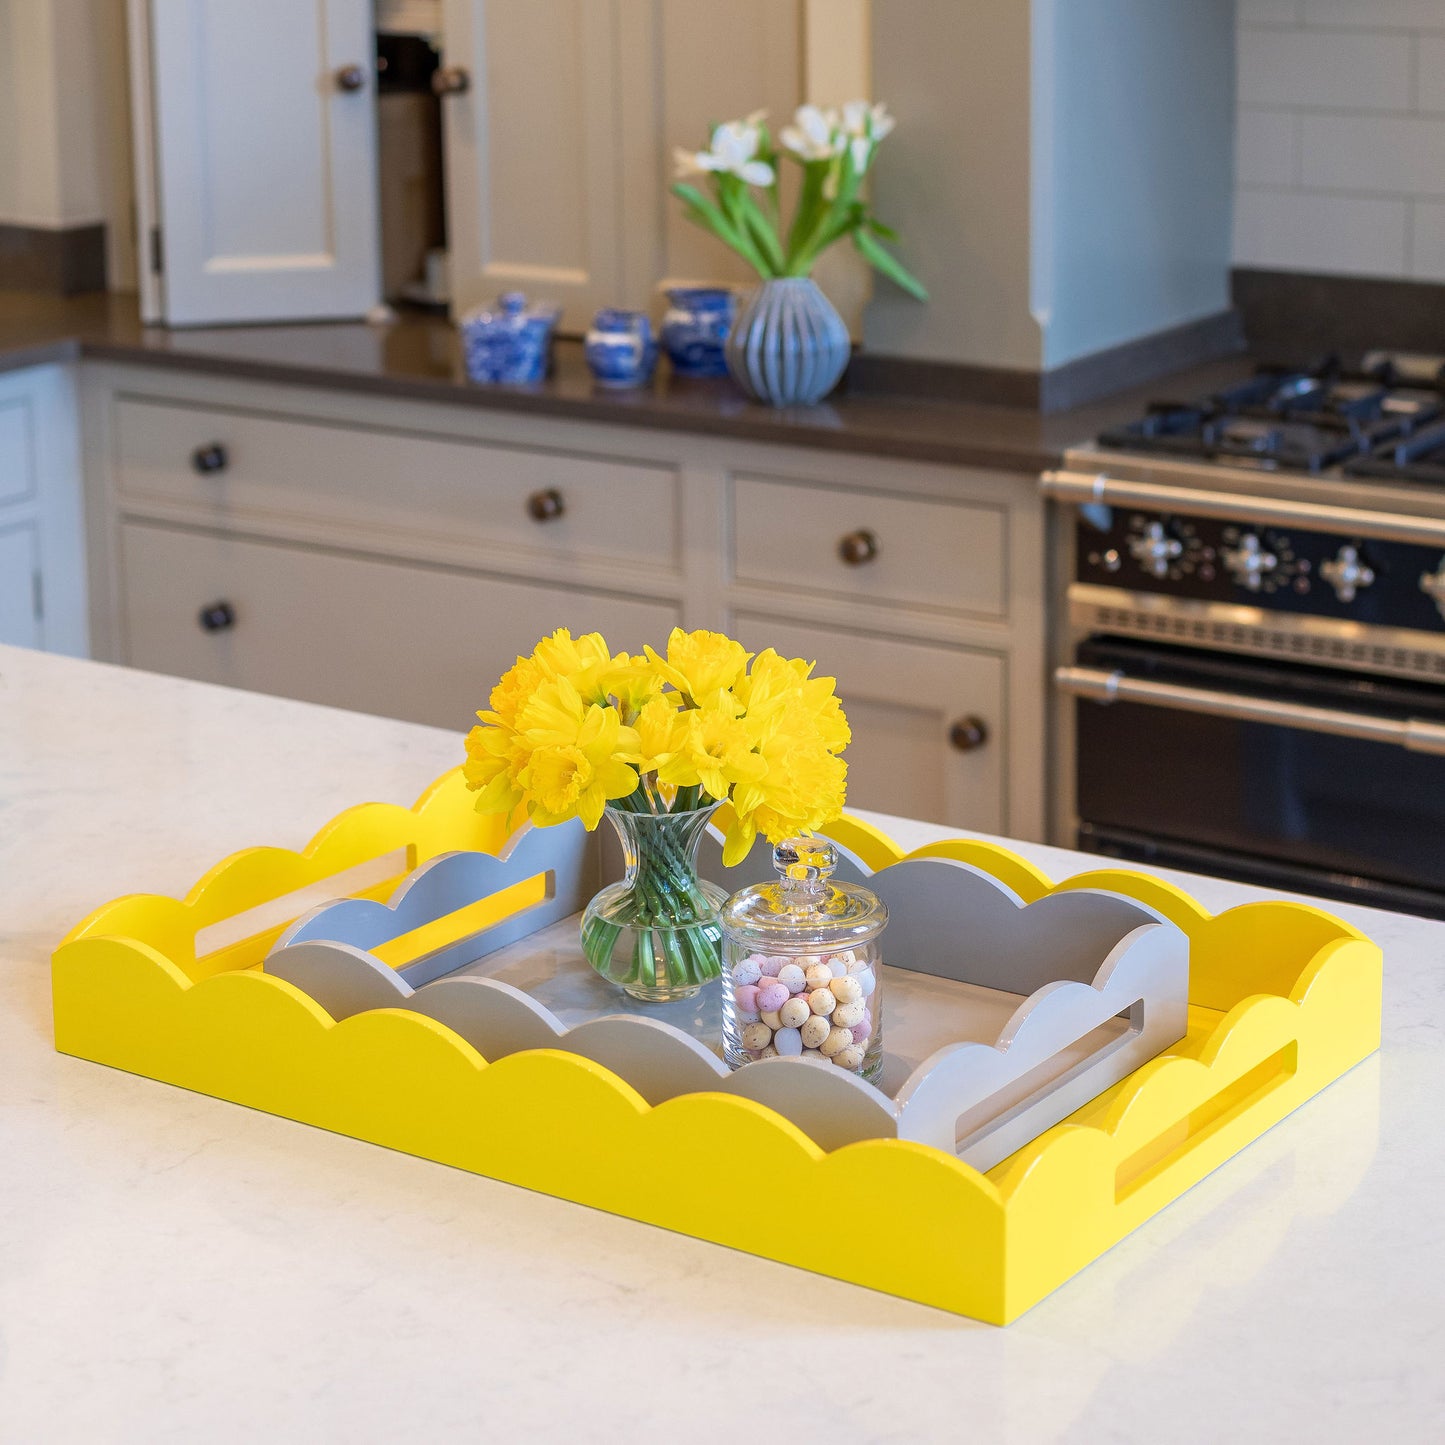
left=0, top=290, right=1255, bottom=474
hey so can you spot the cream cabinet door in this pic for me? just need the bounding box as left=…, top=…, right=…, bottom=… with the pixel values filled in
left=142, top=0, right=381, bottom=324
left=0, top=524, right=41, bottom=650
left=730, top=615, right=1008, bottom=835
left=120, top=522, right=679, bottom=734
left=440, top=0, right=624, bottom=328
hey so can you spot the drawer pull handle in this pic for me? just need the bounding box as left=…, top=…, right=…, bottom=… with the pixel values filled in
left=191, top=443, right=228, bottom=475
left=838, top=528, right=879, bottom=566
left=431, top=65, right=471, bottom=96
left=334, top=63, right=366, bottom=92
left=198, top=601, right=236, bottom=633
left=949, top=715, right=989, bottom=752
left=527, top=488, right=566, bottom=523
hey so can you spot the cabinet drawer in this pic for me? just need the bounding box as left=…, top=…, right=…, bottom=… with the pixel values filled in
left=113, top=395, right=679, bottom=570
left=120, top=522, right=680, bottom=734
left=730, top=474, right=1006, bottom=618
left=731, top=614, right=1006, bottom=834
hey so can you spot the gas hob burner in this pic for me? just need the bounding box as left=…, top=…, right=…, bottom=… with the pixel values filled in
left=1097, top=352, right=1445, bottom=475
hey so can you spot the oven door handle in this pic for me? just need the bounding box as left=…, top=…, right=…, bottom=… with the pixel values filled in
left=1041, top=469, right=1445, bottom=548
left=1056, top=664, right=1445, bottom=756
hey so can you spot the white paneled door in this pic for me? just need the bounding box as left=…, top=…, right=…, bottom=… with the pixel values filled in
left=142, top=0, right=380, bottom=325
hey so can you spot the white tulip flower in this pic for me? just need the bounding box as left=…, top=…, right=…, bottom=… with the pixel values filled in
left=678, top=115, right=776, bottom=186
left=780, top=103, right=841, bottom=161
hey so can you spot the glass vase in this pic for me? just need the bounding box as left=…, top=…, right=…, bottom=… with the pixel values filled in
left=580, top=803, right=727, bottom=1003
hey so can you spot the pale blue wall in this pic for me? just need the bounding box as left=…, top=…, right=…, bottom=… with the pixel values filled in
left=1031, top=0, right=1236, bottom=368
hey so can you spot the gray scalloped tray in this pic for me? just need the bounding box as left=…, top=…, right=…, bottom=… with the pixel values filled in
left=265, top=821, right=1188, bottom=1171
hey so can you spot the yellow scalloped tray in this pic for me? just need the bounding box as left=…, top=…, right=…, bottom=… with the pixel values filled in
left=51, top=769, right=1382, bottom=1324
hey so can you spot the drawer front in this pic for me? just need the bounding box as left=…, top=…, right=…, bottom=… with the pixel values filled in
left=730, top=614, right=1007, bottom=835
left=0, top=522, right=40, bottom=649
left=0, top=392, right=36, bottom=507
left=120, top=523, right=680, bottom=734
left=113, top=395, right=679, bottom=569
left=730, top=474, right=1007, bottom=618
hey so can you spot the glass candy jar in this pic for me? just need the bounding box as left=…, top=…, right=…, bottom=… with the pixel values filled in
left=719, top=838, right=886, bottom=1081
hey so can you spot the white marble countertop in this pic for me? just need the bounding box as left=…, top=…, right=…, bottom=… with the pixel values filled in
left=2, top=642, right=1442, bottom=1443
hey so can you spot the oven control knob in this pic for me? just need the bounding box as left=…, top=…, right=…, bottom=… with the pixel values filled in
left=1320, top=545, right=1375, bottom=604
left=1127, top=521, right=1183, bottom=579
left=1422, top=557, right=1445, bottom=621
left=1222, top=533, right=1278, bottom=592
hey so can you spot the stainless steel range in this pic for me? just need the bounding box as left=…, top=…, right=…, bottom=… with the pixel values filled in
left=1043, top=354, right=1445, bottom=917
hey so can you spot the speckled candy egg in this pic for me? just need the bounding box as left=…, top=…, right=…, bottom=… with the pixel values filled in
left=778, top=997, right=811, bottom=1029
left=807, top=987, right=837, bottom=1016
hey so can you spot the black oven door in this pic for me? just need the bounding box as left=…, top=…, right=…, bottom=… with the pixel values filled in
left=1069, top=636, right=1445, bottom=917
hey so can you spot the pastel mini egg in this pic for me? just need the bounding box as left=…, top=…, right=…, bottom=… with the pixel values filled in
left=856, top=967, right=877, bottom=997
left=829, top=976, right=863, bottom=1005
left=819, top=1026, right=853, bottom=1057
left=800, top=1050, right=831, bottom=1066
left=765, top=955, right=792, bottom=975
left=758, top=1044, right=778, bottom=1058
left=807, top=987, right=837, bottom=1016
left=800, top=1015, right=831, bottom=1049
left=757, top=982, right=789, bottom=1013
left=733, top=957, right=763, bottom=986
left=827, top=958, right=847, bottom=977
left=833, top=999, right=865, bottom=1028
left=844, top=956, right=869, bottom=974
left=741, top=1022, right=773, bottom=1051
left=760, top=1009, right=782, bottom=1030
left=850, top=1020, right=871, bottom=1044
left=737, top=1009, right=760, bottom=1024
left=833, top=1045, right=864, bottom=1071
left=804, top=963, right=833, bottom=989
left=779, top=997, right=811, bottom=1029
left=776, top=964, right=808, bottom=995
left=734, top=983, right=760, bottom=1013
left=773, top=1026, right=804, bottom=1056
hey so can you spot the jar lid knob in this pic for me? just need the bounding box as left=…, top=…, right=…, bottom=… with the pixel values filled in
left=773, top=836, right=837, bottom=885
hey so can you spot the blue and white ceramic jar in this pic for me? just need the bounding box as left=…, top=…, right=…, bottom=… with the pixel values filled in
left=660, top=286, right=736, bottom=378
left=725, top=278, right=851, bottom=408
left=584, top=308, right=658, bottom=389
left=458, top=291, right=561, bottom=384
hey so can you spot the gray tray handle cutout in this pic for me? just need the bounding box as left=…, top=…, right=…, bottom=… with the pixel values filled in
left=892, top=921, right=1189, bottom=1171
left=265, top=821, right=1190, bottom=1169
left=272, top=820, right=597, bottom=989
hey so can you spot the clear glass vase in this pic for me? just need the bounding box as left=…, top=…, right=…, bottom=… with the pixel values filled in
left=580, top=803, right=727, bottom=1003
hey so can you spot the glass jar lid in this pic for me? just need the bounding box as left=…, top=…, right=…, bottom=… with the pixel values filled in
left=720, top=837, right=887, bottom=951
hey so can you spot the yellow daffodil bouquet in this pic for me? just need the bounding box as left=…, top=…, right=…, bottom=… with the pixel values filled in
left=463, top=627, right=849, bottom=1001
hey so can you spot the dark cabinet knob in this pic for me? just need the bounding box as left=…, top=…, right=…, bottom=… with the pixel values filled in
left=431, top=65, right=471, bottom=96
left=191, top=443, right=228, bottom=475
left=334, top=63, right=366, bottom=92
left=526, top=488, right=565, bottom=522
left=949, top=716, right=989, bottom=752
left=198, top=601, right=236, bottom=633
left=838, top=528, right=879, bottom=566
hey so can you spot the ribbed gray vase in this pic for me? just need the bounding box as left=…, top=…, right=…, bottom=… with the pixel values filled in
left=725, top=278, right=851, bottom=407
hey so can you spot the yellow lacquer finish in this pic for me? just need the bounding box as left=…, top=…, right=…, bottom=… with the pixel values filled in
left=51, top=769, right=1382, bottom=1324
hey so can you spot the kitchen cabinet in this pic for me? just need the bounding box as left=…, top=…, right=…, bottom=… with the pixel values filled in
left=131, top=0, right=802, bottom=329
left=82, top=362, right=1045, bottom=838
left=0, top=366, right=87, bottom=655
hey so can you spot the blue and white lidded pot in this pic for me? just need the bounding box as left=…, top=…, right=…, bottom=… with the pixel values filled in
left=458, top=291, right=561, bottom=384
left=584, top=308, right=658, bottom=388
left=661, top=286, right=735, bottom=377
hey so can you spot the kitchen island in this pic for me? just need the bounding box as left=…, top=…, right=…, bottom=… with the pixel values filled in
left=2, top=642, right=1441, bottom=1442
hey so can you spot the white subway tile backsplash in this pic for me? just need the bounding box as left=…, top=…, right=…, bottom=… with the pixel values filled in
left=1238, top=28, right=1412, bottom=110
left=1300, top=114, right=1445, bottom=196
left=1234, top=190, right=1408, bottom=276
left=1236, top=110, right=1299, bottom=187
left=1419, top=37, right=1445, bottom=111
left=1303, top=1, right=1445, bottom=33
left=1411, top=201, right=1445, bottom=280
